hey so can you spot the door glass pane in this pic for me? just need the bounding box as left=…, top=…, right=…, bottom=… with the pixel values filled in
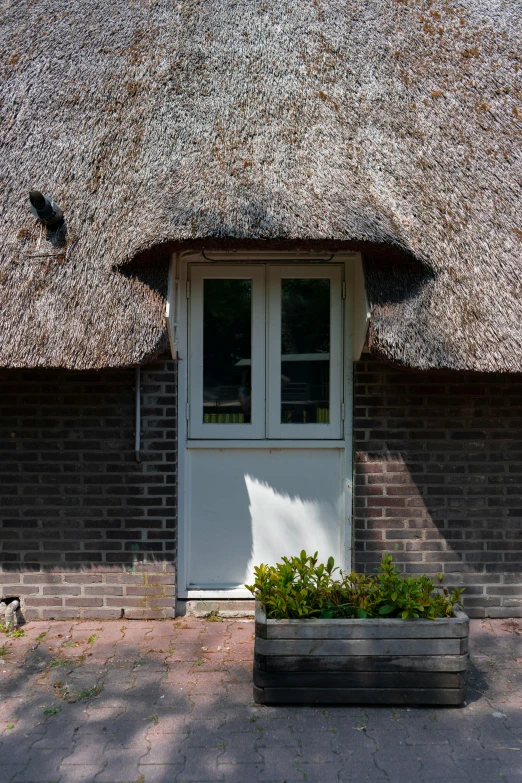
left=280, top=279, right=330, bottom=424
left=203, top=279, right=252, bottom=424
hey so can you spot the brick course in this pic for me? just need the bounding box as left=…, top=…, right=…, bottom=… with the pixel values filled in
left=0, top=357, right=176, bottom=620
left=354, top=356, right=522, bottom=618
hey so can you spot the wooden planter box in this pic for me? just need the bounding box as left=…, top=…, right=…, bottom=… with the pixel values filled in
left=254, top=601, right=469, bottom=706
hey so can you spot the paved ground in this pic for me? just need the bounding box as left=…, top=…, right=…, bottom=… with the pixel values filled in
left=0, top=617, right=520, bottom=783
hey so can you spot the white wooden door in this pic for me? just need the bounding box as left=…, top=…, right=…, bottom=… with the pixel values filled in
left=180, top=262, right=350, bottom=597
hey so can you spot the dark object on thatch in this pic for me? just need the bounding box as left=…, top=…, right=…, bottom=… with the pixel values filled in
left=29, top=191, right=64, bottom=230
left=1, top=1, right=521, bottom=370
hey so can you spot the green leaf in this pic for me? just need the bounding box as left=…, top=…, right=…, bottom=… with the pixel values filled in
left=378, top=605, right=396, bottom=615
left=320, top=609, right=335, bottom=619
left=356, top=609, right=367, bottom=619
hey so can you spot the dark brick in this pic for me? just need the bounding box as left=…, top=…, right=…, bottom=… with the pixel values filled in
left=354, top=356, right=522, bottom=618
left=0, top=357, right=176, bottom=618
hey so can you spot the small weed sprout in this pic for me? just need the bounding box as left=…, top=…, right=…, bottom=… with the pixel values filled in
left=75, top=684, right=103, bottom=700
left=43, top=707, right=62, bottom=716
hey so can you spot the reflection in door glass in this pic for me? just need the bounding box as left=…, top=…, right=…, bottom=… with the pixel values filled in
left=203, top=279, right=252, bottom=424
left=281, top=279, right=330, bottom=424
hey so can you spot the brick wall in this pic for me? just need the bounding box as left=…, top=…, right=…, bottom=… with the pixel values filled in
left=0, top=356, right=177, bottom=620
left=354, top=356, right=522, bottom=618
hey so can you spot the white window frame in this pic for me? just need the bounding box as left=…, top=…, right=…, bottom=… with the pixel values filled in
left=188, top=265, right=266, bottom=439
left=267, top=265, right=343, bottom=440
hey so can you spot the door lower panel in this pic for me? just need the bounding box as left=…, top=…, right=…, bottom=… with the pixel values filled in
left=185, top=447, right=344, bottom=593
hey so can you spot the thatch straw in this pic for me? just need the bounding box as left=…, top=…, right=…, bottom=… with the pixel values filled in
left=1, top=1, right=521, bottom=370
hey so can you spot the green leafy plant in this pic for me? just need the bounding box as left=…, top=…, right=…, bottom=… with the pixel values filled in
left=0, top=624, right=25, bottom=639
left=50, top=659, right=69, bottom=668
left=246, top=552, right=464, bottom=620
left=74, top=684, right=103, bottom=700
left=43, top=707, right=62, bottom=716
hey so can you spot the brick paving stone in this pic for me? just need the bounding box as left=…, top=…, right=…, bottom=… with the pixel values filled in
left=177, top=747, right=224, bottom=781
left=257, top=747, right=305, bottom=781
left=147, top=716, right=190, bottom=736
left=0, top=741, right=37, bottom=767
left=12, top=749, right=63, bottom=783
left=188, top=673, right=226, bottom=695
left=182, top=720, right=224, bottom=749
left=97, top=747, right=149, bottom=782
left=216, top=762, right=263, bottom=782
left=188, top=695, right=228, bottom=720
left=295, top=732, right=338, bottom=764
left=0, top=766, right=29, bottom=782
left=218, top=733, right=263, bottom=764
left=144, top=733, right=185, bottom=764
left=295, top=762, right=342, bottom=783
left=138, top=763, right=185, bottom=782
left=58, top=764, right=106, bottom=781
left=257, top=724, right=300, bottom=748
left=450, top=758, right=501, bottom=781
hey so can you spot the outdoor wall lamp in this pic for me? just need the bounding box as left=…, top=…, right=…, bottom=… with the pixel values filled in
left=29, top=190, right=64, bottom=230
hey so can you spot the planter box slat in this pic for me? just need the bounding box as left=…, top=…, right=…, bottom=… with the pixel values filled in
left=255, top=652, right=469, bottom=673
left=253, top=601, right=469, bottom=705
left=260, top=612, right=468, bottom=640
left=254, top=669, right=467, bottom=689
left=255, top=637, right=463, bottom=657
left=253, top=685, right=466, bottom=706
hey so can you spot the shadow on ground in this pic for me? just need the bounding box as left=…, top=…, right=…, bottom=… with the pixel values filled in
left=0, top=618, right=520, bottom=783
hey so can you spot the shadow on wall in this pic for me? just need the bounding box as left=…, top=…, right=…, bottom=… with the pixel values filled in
left=354, top=358, right=522, bottom=618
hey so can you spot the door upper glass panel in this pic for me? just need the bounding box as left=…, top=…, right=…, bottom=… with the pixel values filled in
left=189, top=265, right=265, bottom=439
left=280, top=279, right=330, bottom=425
left=203, top=279, right=252, bottom=424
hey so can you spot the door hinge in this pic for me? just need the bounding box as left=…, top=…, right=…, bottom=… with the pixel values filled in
left=186, top=280, right=190, bottom=298
left=186, top=402, right=190, bottom=422
left=342, top=281, right=346, bottom=299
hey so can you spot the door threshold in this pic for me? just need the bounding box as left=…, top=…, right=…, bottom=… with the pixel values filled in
left=176, top=598, right=255, bottom=618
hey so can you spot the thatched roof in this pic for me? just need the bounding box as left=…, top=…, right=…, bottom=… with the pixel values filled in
left=1, top=0, right=521, bottom=370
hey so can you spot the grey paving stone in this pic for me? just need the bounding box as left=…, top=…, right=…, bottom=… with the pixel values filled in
left=0, top=766, right=28, bottom=783
left=182, top=720, right=224, bottom=748
left=58, top=765, right=106, bottom=782
left=216, top=763, right=263, bottom=782
left=11, top=748, right=62, bottom=782
left=297, top=763, right=342, bottom=783
left=257, top=748, right=305, bottom=781
left=177, top=747, right=224, bottom=781
left=138, top=764, right=185, bottom=783
left=256, top=724, right=299, bottom=748
left=218, top=733, right=262, bottom=764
